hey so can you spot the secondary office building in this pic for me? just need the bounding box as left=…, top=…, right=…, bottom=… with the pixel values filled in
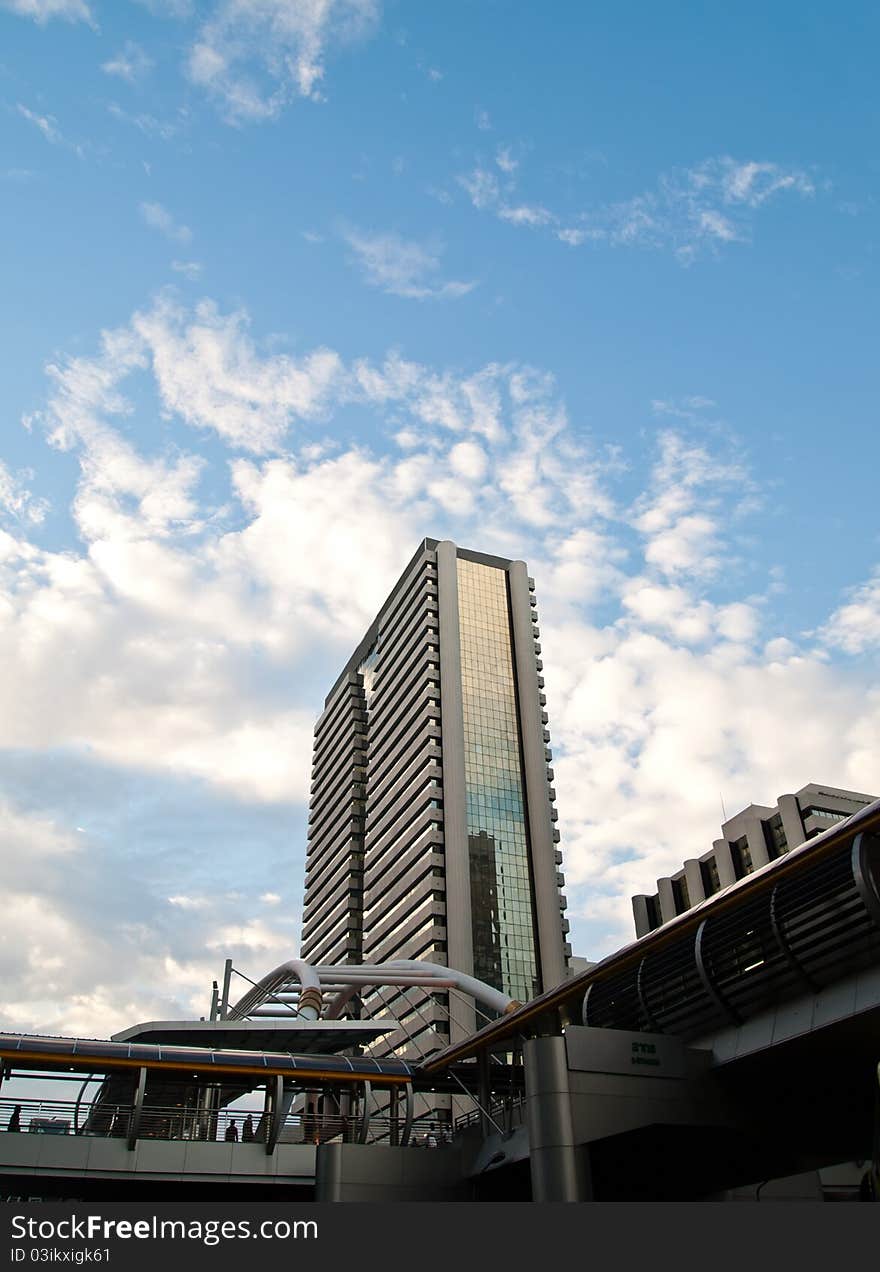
left=632, top=781, right=876, bottom=936
left=300, top=539, right=570, bottom=1057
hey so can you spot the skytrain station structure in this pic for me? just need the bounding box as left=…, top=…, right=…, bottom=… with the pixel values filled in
left=2, top=799, right=880, bottom=1201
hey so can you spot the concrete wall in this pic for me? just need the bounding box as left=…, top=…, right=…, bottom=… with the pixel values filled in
left=314, top=1141, right=466, bottom=1201
left=0, top=1134, right=316, bottom=1187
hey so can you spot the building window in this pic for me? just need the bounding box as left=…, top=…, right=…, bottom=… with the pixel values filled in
left=671, top=876, right=690, bottom=915
left=762, top=812, right=788, bottom=861
left=457, top=557, right=540, bottom=1003
left=801, top=806, right=846, bottom=823
left=730, top=835, right=753, bottom=881
left=700, top=857, right=721, bottom=897
left=645, top=894, right=662, bottom=931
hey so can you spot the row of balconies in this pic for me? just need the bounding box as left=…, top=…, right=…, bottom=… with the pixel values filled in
left=532, top=585, right=568, bottom=940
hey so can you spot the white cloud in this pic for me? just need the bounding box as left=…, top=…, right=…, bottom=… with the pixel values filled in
left=819, top=572, right=880, bottom=655
left=170, top=260, right=203, bottom=280
left=0, top=791, right=300, bottom=1038
left=458, top=166, right=501, bottom=211
left=0, top=462, right=49, bottom=526
left=2, top=295, right=615, bottom=813
left=1, top=0, right=93, bottom=23
left=135, top=0, right=193, bottom=15
left=628, top=428, right=750, bottom=582
left=448, top=440, right=488, bottom=481
left=651, top=395, right=716, bottom=420
left=341, top=227, right=476, bottom=300
left=458, top=152, right=816, bottom=262
left=133, top=295, right=344, bottom=451
left=187, top=0, right=381, bottom=123
left=551, top=636, right=880, bottom=953
left=498, top=203, right=553, bottom=228
left=719, top=159, right=814, bottom=206
left=140, top=201, right=192, bottom=244
left=108, top=103, right=182, bottom=141
left=620, top=578, right=717, bottom=643
left=206, top=919, right=293, bottom=953
left=17, top=104, right=62, bottom=146
left=102, top=41, right=154, bottom=83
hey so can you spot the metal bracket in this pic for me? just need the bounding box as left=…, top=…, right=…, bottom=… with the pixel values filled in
left=127, top=1066, right=147, bottom=1151
left=400, top=1082, right=414, bottom=1148
left=694, top=919, right=741, bottom=1026
left=769, top=881, right=817, bottom=993
left=266, top=1073, right=284, bottom=1155
left=357, top=1080, right=372, bottom=1144
left=853, top=833, right=880, bottom=929
left=635, top=956, right=661, bottom=1032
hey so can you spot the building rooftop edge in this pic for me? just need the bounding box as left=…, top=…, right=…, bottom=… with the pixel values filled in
left=320, top=538, right=528, bottom=712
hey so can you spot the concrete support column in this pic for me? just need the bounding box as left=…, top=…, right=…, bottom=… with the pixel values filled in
left=777, top=794, right=806, bottom=850
left=744, top=816, right=770, bottom=870
left=632, top=895, right=652, bottom=938
left=657, top=877, right=677, bottom=924
left=684, top=859, right=705, bottom=907
left=509, top=561, right=568, bottom=991
left=220, top=958, right=233, bottom=1019
left=523, top=1035, right=591, bottom=1202
left=436, top=541, right=475, bottom=1043
left=314, top=1141, right=343, bottom=1202
left=713, top=839, right=736, bottom=888
left=478, top=1050, right=491, bottom=1137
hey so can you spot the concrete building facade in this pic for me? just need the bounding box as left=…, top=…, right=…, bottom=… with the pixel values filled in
left=300, top=538, right=570, bottom=1056
left=632, top=782, right=875, bottom=937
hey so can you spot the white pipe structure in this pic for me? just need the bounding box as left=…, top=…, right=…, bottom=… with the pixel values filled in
left=225, top=959, right=520, bottom=1025
left=322, top=961, right=520, bottom=1022
left=250, top=976, right=462, bottom=1019
left=383, top=962, right=520, bottom=1016
left=228, top=959, right=323, bottom=1021
left=260, top=977, right=456, bottom=998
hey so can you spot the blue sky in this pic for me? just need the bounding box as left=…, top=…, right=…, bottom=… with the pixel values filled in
left=1, top=0, right=878, bottom=1037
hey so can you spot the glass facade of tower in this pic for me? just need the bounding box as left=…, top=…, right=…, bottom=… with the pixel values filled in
left=457, top=557, right=540, bottom=1002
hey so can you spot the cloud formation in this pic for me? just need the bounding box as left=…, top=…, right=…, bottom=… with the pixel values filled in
left=102, top=40, right=154, bottom=83
left=341, top=227, right=476, bottom=299
left=458, top=154, right=815, bottom=262
left=16, top=104, right=85, bottom=157
left=1, top=0, right=93, bottom=23
left=140, top=201, right=192, bottom=243
left=186, top=0, right=381, bottom=123
left=0, top=461, right=49, bottom=526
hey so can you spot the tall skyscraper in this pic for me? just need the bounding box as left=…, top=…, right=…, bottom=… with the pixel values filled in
left=300, top=539, right=570, bottom=1052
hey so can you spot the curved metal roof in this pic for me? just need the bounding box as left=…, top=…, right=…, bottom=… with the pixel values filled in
left=0, top=1032, right=415, bottom=1085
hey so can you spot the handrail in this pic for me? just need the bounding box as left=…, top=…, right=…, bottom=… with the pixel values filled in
left=0, top=1095, right=428, bottom=1148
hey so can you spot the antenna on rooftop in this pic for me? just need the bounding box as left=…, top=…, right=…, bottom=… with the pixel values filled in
left=720, top=793, right=728, bottom=822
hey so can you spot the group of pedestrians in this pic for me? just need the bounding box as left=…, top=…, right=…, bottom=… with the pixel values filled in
left=224, top=1114, right=256, bottom=1143
left=222, top=1112, right=451, bottom=1148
